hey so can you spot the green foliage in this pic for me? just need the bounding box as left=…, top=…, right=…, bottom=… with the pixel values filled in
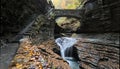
left=30, top=15, right=46, bottom=37
left=49, top=12, right=56, bottom=19
left=52, top=0, right=81, bottom=9
left=65, top=0, right=81, bottom=9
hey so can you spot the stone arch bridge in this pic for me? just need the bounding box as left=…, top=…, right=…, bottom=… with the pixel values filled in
left=46, top=9, right=83, bottom=19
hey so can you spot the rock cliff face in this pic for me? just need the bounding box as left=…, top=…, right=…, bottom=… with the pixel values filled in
left=74, top=33, right=119, bottom=69
left=29, top=15, right=54, bottom=44
left=74, top=1, right=120, bottom=68
left=1, top=0, right=49, bottom=38
left=78, top=0, right=120, bottom=33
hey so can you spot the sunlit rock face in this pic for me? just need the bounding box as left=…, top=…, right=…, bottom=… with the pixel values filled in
left=56, top=17, right=80, bottom=31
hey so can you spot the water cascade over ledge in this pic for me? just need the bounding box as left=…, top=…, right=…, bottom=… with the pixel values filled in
left=55, top=37, right=80, bottom=69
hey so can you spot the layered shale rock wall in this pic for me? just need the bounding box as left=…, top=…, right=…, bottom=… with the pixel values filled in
left=74, top=0, right=120, bottom=68
left=74, top=33, right=119, bottom=69
left=1, top=0, right=49, bottom=39
left=78, top=0, right=120, bottom=32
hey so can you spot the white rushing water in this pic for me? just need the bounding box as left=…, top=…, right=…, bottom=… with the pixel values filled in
left=55, top=37, right=80, bottom=69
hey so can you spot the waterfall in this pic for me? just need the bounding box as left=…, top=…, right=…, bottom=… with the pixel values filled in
left=55, top=37, right=80, bottom=69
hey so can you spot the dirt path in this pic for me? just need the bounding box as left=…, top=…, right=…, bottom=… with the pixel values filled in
left=0, top=43, right=19, bottom=69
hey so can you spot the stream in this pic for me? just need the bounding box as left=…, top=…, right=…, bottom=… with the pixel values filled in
left=55, top=37, right=80, bottom=69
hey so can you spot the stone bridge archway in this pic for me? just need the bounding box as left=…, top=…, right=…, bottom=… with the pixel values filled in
left=46, top=8, right=83, bottom=19
left=54, top=9, right=82, bottom=19
left=46, top=8, right=82, bottom=34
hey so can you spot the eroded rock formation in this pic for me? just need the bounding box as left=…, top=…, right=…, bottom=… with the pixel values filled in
left=74, top=33, right=119, bottom=69
left=1, top=0, right=50, bottom=39
left=79, top=0, right=120, bottom=32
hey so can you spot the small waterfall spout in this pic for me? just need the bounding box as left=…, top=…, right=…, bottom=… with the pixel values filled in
left=55, top=37, right=80, bottom=69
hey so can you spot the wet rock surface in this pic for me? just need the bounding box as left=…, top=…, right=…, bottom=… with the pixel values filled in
left=74, top=33, right=119, bottom=69
left=54, top=33, right=119, bottom=69
left=0, top=43, right=19, bottom=69
left=4, top=33, right=120, bottom=69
